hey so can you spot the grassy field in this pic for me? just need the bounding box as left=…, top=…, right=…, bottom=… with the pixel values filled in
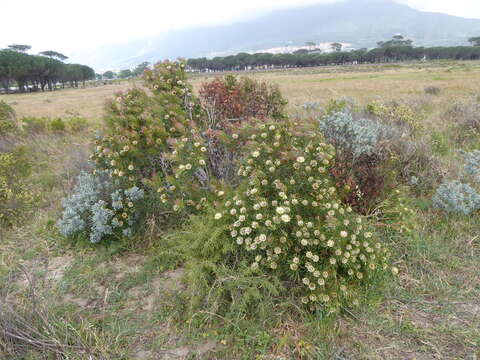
left=1, top=60, right=479, bottom=359
left=2, top=60, right=480, bottom=120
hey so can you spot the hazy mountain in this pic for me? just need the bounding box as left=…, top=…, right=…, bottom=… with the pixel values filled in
left=73, top=0, right=480, bottom=70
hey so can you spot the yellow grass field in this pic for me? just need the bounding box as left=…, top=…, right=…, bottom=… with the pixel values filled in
left=2, top=61, right=480, bottom=121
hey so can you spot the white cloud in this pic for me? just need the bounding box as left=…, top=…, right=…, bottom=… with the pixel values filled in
left=0, top=0, right=333, bottom=56
left=396, top=0, right=480, bottom=19
left=0, top=0, right=479, bottom=59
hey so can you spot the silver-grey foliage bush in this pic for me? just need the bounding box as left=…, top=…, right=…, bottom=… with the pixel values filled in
left=432, top=181, right=480, bottom=215
left=319, top=111, right=389, bottom=159
left=432, top=150, right=480, bottom=215
left=58, top=171, right=144, bottom=243
left=463, top=150, right=480, bottom=181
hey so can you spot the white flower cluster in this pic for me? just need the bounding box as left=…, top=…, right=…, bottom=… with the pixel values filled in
left=219, top=121, right=391, bottom=309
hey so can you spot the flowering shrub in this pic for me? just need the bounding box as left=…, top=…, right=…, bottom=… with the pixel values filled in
left=93, top=61, right=203, bottom=184
left=199, top=75, right=287, bottom=126
left=0, top=101, right=16, bottom=134
left=88, top=62, right=288, bottom=225
left=62, top=61, right=251, bottom=241
left=215, top=119, right=392, bottom=311
left=87, top=61, right=209, bottom=223
left=0, top=149, right=34, bottom=227
left=58, top=171, right=144, bottom=243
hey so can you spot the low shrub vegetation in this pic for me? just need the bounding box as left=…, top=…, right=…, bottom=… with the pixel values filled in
left=0, top=147, right=35, bottom=227
left=199, top=74, right=287, bottom=123
left=0, top=101, right=16, bottom=134
left=433, top=150, right=480, bottom=214
left=56, top=61, right=404, bottom=316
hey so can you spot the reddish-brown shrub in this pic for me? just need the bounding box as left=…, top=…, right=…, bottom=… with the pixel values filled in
left=199, top=75, right=287, bottom=128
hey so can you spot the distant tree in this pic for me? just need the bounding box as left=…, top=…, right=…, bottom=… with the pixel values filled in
left=95, top=73, right=102, bottom=80
left=7, top=44, right=31, bottom=52
left=39, top=50, right=68, bottom=61
left=0, top=47, right=95, bottom=93
left=330, top=42, right=343, bottom=52
left=79, top=65, right=95, bottom=86
left=378, top=35, right=413, bottom=47
left=468, top=36, right=480, bottom=46
left=102, top=71, right=116, bottom=80
left=294, top=49, right=309, bottom=55
left=118, top=69, right=133, bottom=78
left=305, top=41, right=317, bottom=50
left=132, top=61, right=150, bottom=77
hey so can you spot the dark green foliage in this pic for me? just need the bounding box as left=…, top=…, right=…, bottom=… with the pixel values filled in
left=50, top=118, right=66, bottom=132
left=187, top=44, right=480, bottom=71
left=425, top=85, right=441, bottom=95
left=132, top=61, right=150, bottom=77
left=468, top=36, right=480, bottom=46
left=117, top=69, right=133, bottom=79
left=173, top=212, right=286, bottom=321
left=0, top=49, right=94, bottom=93
left=102, top=71, right=116, bottom=80
left=38, top=50, right=68, bottom=61
left=0, top=101, right=16, bottom=133
left=0, top=146, right=34, bottom=227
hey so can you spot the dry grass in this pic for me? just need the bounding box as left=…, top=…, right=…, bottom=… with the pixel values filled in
left=0, top=80, right=137, bottom=121
left=2, top=61, right=480, bottom=122
left=190, top=61, right=480, bottom=111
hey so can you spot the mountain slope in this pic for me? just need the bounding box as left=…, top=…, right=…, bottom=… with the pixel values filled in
left=73, top=0, right=480, bottom=70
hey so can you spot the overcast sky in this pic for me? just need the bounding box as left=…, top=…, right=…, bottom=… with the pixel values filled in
left=1, top=0, right=480, bottom=57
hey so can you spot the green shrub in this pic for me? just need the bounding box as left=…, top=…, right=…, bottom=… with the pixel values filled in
left=325, top=97, right=356, bottom=115
left=63, top=61, right=211, bottom=242
left=0, top=101, right=16, bottom=134
left=21, top=116, right=50, bottom=133
left=21, top=116, right=68, bottom=133
left=0, top=148, right=35, bottom=227
left=430, top=131, right=449, bottom=155
left=366, top=101, right=423, bottom=134
left=50, top=117, right=66, bottom=132
left=176, top=212, right=285, bottom=321
left=66, top=116, right=88, bottom=132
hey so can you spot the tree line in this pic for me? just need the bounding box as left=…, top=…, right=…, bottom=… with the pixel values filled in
left=0, top=44, right=95, bottom=93
left=98, top=62, right=151, bottom=81
left=187, top=36, right=480, bottom=72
